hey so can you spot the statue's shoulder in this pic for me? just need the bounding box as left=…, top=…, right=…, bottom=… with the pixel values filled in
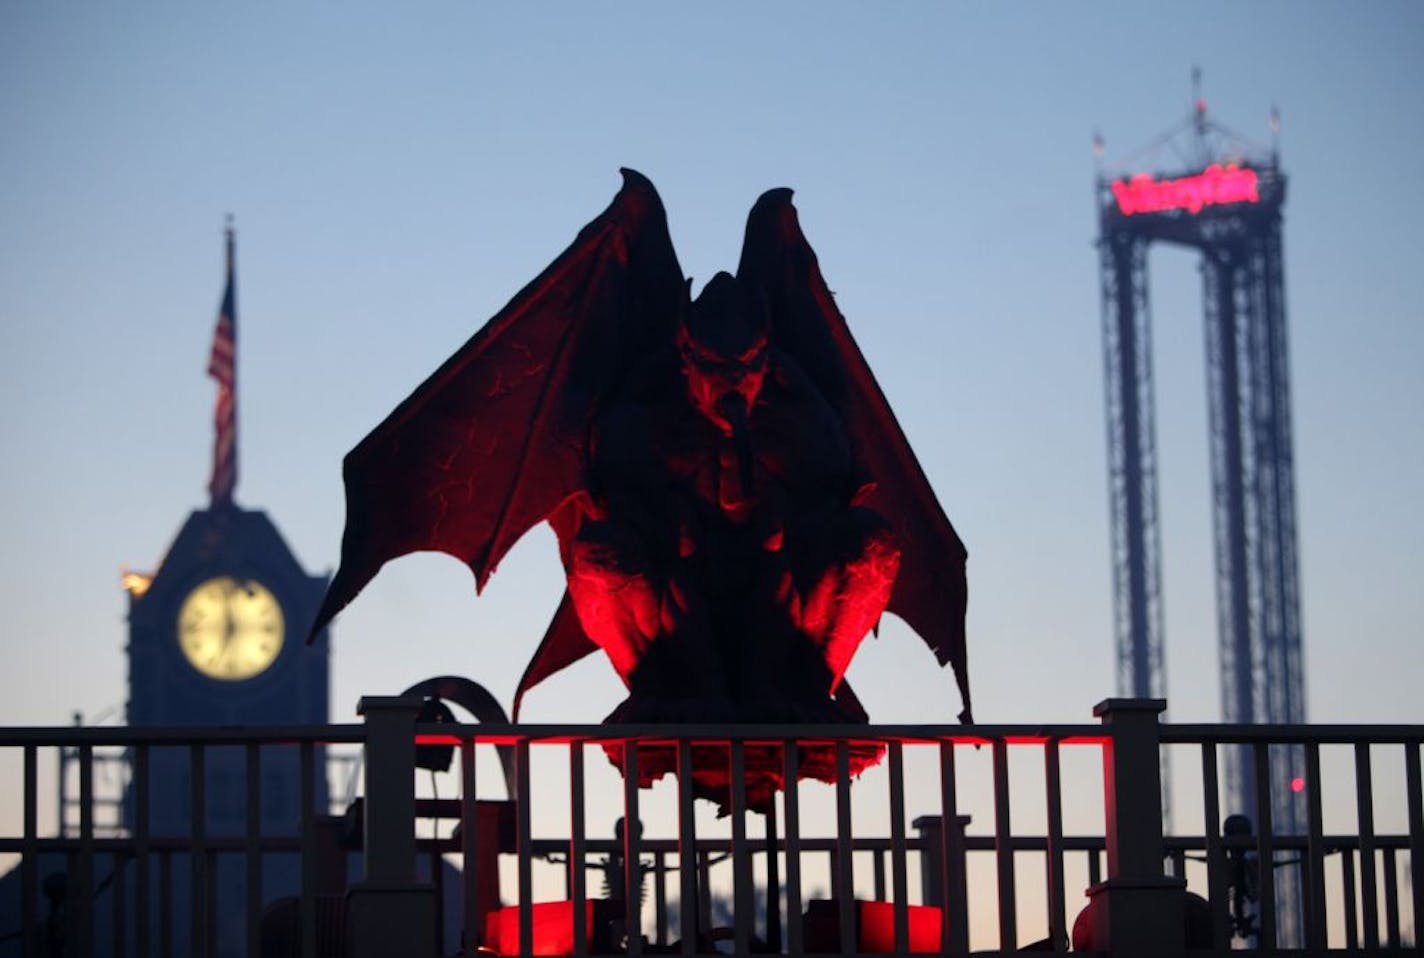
left=596, top=348, right=685, bottom=435
left=766, top=348, right=836, bottom=417
left=613, top=346, right=682, bottom=402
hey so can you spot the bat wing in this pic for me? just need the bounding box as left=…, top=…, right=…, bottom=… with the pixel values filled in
left=510, top=590, right=595, bottom=720
left=737, top=188, right=972, bottom=722
left=312, top=169, right=686, bottom=639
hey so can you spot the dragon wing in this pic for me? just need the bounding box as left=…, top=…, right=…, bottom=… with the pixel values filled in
left=311, top=170, right=686, bottom=638
left=737, top=188, right=972, bottom=722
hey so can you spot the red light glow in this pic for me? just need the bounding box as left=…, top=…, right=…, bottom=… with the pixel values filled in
left=484, top=900, right=595, bottom=956
left=856, top=900, right=943, bottom=953
left=1291, top=776, right=1306, bottom=793
left=805, top=900, right=943, bottom=954
left=1111, top=163, right=1259, bottom=217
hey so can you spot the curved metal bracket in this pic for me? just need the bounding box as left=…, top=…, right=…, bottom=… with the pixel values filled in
left=401, top=675, right=516, bottom=799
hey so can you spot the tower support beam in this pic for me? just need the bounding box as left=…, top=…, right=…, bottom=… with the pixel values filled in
left=1100, top=234, right=1166, bottom=707
left=1101, top=230, right=1170, bottom=823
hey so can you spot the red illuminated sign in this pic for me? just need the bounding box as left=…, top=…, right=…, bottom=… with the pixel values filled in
left=1111, top=163, right=1260, bottom=216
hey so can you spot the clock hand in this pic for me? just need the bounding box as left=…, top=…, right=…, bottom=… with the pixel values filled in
left=221, top=582, right=237, bottom=652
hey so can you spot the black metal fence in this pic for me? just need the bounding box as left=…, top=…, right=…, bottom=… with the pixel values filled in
left=0, top=702, right=1419, bottom=956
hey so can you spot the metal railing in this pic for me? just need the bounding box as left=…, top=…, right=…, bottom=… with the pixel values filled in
left=0, top=702, right=1419, bottom=956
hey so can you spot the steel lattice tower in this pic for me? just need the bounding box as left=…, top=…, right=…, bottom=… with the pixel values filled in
left=1096, top=96, right=1306, bottom=942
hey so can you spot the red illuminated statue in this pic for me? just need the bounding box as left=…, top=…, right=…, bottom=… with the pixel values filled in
left=312, top=171, right=970, bottom=806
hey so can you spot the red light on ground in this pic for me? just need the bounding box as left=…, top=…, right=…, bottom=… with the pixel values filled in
left=804, top=900, right=943, bottom=954
left=484, top=900, right=597, bottom=955
left=1291, top=776, right=1306, bottom=793
left=856, top=900, right=943, bottom=953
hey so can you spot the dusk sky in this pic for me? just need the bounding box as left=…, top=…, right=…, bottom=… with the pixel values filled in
left=2, top=4, right=1422, bottom=872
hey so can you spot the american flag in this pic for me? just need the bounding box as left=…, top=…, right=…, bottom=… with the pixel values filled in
left=207, top=221, right=238, bottom=506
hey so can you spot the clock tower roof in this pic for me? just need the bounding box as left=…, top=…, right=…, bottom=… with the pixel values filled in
left=127, top=505, right=330, bottom=728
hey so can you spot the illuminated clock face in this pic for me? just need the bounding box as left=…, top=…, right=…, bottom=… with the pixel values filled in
left=177, top=576, right=285, bottom=680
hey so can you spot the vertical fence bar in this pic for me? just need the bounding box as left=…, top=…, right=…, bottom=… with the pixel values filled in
left=653, top=853, right=667, bottom=946
left=1355, top=742, right=1379, bottom=949
left=57, top=743, right=67, bottom=840
left=459, top=738, right=480, bottom=954
left=764, top=798, right=781, bottom=951
left=569, top=743, right=587, bottom=956
left=461, top=734, right=484, bottom=950
left=190, top=744, right=207, bottom=958
left=940, top=741, right=969, bottom=955
left=697, top=852, right=712, bottom=948
left=245, top=743, right=262, bottom=958
left=21, top=745, right=37, bottom=958
left=206, top=853, right=219, bottom=957
left=1043, top=740, right=1067, bottom=950
left=1200, top=741, right=1229, bottom=948
left=783, top=740, right=803, bottom=957
left=1341, top=848, right=1358, bottom=949
left=299, top=741, right=316, bottom=958
left=1383, top=847, right=1400, bottom=947
left=1252, top=741, right=1276, bottom=948
left=872, top=852, right=885, bottom=902
left=113, top=850, right=128, bottom=958
left=676, top=739, right=698, bottom=955
left=432, top=849, right=446, bottom=951
left=160, top=850, right=173, bottom=958
left=1406, top=741, right=1423, bottom=956
left=623, top=741, right=643, bottom=956
left=516, top=739, right=533, bottom=957
left=77, top=743, right=95, bottom=958
left=1304, top=742, right=1327, bottom=948
left=992, top=739, right=1016, bottom=951
left=834, top=742, right=855, bottom=955
left=134, top=745, right=150, bottom=958
left=729, top=740, right=751, bottom=956
left=888, top=742, right=909, bottom=952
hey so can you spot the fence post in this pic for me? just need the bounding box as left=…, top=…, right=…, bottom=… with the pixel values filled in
left=347, top=695, right=438, bottom=958
left=1085, top=698, right=1185, bottom=957
left=910, top=815, right=970, bottom=911
left=912, top=813, right=970, bottom=953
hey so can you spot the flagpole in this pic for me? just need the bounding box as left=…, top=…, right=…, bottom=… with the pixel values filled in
left=207, top=216, right=239, bottom=509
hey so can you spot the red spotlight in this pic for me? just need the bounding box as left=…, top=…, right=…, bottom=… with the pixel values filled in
left=1291, top=776, right=1306, bottom=793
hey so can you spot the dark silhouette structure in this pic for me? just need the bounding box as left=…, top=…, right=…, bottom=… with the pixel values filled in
left=314, top=170, right=969, bottom=806
left=1097, top=91, right=1305, bottom=938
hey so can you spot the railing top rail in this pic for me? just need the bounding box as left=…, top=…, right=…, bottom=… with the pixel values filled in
left=0, top=724, right=365, bottom=746
left=411, top=720, right=1110, bottom=744
left=5, top=718, right=1419, bottom=748
left=1160, top=723, right=1424, bottom=744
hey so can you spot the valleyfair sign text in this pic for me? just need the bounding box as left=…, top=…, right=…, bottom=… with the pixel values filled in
left=1111, top=163, right=1260, bottom=216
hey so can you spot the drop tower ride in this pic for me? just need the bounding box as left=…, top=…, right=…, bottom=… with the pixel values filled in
left=1095, top=92, right=1305, bottom=881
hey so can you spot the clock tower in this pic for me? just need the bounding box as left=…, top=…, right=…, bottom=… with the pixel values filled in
left=124, top=221, right=331, bottom=839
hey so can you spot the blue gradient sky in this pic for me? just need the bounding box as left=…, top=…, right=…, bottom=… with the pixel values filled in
left=2, top=4, right=1421, bottom=748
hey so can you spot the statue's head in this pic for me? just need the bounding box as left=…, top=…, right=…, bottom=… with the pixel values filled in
left=678, top=272, right=770, bottom=433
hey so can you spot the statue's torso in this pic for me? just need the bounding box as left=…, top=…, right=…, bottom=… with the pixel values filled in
left=590, top=351, right=857, bottom=556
